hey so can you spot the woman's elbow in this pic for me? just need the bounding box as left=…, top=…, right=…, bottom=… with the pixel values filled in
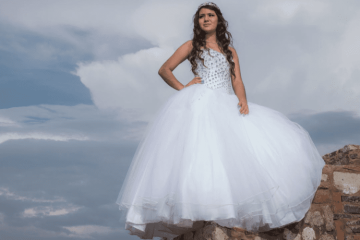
left=158, top=66, right=170, bottom=76
left=158, top=67, right=165, bottom=76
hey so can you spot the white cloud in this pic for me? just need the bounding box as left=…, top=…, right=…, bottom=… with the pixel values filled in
left=74, top=46, right=193, bottom=121
left=0, top=0, right=139, bottom=37
left=0, top=187, right=65, bottom=203
left=0, top=104, right=147, bottom=144
left=335, top=10, right=360, bottom=84
left=22, top=206, right=81, bottom=218
left=2, top=0, right=360, bottom=122
left=131, top=1, right=194, bottom=47
left=0, top=132, right=89, bottom=144
left=0, top=0, right=151, bottom=60
left=250, top=0, right=330, bottom=25
left=63, top=225, right=118, bottom=238
left=70, top=0, right=360, bottom=120
left=0, top=117, right=19, bottom=127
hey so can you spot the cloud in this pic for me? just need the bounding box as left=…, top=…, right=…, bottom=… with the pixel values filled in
left=334, top=10, right=360, bottom=93
left=289, top=110, right=360, bottom=155
left=0, top=0, right=152, bottom=61
left=22, top=206, right=81, bottom=218
left=63, top=225, right=119, bottom=239
left=0, top=117, right=19, bottom=127
left=2, top=0, right=360, bottom=120
left=0, top=0, right=142, bottom=37
left=74, top=46, right=194, bottom=121
left=0, top=132, right=89, bottom=144
left=0, top=103, right=140, bottom=239
left=0, top=104, right=147, bottom=142
left=0, top=188, right=65, bottom=203
left=70, top=0, right=360, bottom=121
left=250, top=0, right=330, bottom=23
left=130, top=1, right=195, bottom=47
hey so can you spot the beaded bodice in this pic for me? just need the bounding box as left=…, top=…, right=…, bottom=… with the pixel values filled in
left=195, top=48, right=233, bottom=94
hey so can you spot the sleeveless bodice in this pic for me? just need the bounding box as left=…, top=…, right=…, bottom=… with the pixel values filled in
left=195, top=48, right=233, bottom=94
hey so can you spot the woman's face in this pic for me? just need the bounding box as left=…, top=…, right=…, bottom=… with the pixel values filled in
left=198, top=8, right=218, bottom=33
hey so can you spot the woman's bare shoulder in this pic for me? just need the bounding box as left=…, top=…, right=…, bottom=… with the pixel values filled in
left=185, top=39, right=193, bottom=46
left=228, top=46, right=236, bottom=53
left=228, top=46, right=238, bottom=59
left=174, top=40, right=194, bottom=59
left=184, top=40, right=194, bottom=52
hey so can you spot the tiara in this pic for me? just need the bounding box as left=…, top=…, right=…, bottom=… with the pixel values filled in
left=198, top=2, right=220, bottom=11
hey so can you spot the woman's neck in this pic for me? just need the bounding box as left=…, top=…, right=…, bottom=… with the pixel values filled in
left=205, top=32, right=217, bottom=43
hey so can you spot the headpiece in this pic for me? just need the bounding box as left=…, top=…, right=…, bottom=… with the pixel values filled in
left=197, top=2, right=220, bottom=11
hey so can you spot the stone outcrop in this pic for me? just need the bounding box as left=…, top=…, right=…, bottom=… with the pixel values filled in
left=164, top=144, right=360, bottom=240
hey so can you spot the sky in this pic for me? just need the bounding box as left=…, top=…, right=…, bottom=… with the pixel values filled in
left=0, top=0, right=360, bottom=239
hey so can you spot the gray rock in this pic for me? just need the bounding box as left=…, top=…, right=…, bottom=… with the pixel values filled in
left=184, top=231, right=195, bottom=240
left=202, top=224, right=229, bottom=240
left=302, top=227, right=316, bottom=240
left=321, top=205, right=335, bottom=231
left=319, top=233, right=335, bottom=240
left=344, top=205, right=360, bottom=214
left=283, top=228, right=300, bottom=240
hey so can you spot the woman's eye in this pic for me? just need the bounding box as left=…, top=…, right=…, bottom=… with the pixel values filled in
left=199, top=14, right=214, bottom=18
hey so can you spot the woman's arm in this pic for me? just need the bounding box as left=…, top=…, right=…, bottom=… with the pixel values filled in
left=229, top=47, right=249, bottom=115
left=158, top=40, right=193, bottom=91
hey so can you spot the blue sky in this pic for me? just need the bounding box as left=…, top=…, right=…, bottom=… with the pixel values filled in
left=1, top=0, right=360, bottom=239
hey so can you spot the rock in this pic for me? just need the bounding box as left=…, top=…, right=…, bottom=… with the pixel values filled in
left=345, top=227, right=353, bottom=234
left=194, top=228, right=205, bottom=240
left=333, top=172, right=360, bottom=194
left=345, top=220, right=360, bottom=226
left=321, top=205, right=335, bottom=231
left=304, top=211, right=313, bottom=224
left=343, top=145, right=360, bottom=153
left=304, top=211, right=324, bottom=227
left=312, top=211, right=325, bottom=227
left=313, top=190, right=331, bottom=204
left=341, top=196, right=360, bottom=203
left=333, top=214, right=354, bottom=220
left=344, top=205, right=360, bottom=214
left=231, top=229, right=243, bottom=237
left=321, top=174, right=328, bottom=182
left=350, top=226, right=360, bottom=233
left=202, top=224, right=229, bottom=240
left=294, top=234, right=302, bottom=240
left=302, top=227, right=316, bottom=240
left=283, top=228, right=300, bottom=240
left=184, top=231, right=195, bottom=240
left=319, top=233, right=335, bottom=240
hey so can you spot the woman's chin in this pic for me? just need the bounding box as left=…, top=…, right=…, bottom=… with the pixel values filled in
left=202, top=29, right=215, bottom=33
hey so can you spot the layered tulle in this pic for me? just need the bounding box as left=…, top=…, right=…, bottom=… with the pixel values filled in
left=116, top=83, right=325, bottom=239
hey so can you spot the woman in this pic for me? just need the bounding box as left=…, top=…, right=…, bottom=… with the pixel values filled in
left=116, top=2, right=325, bottom=239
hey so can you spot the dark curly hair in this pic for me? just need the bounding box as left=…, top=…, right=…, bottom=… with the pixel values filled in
left=188, top=4, right=235, bottom=78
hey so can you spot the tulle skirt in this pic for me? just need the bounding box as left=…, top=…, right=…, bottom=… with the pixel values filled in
left=116, top=83, right=325, bottom=239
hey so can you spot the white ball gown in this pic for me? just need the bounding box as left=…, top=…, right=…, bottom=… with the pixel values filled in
left=116, top=47, right=326, bottom=239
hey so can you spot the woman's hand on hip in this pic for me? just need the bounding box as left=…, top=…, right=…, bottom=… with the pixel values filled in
left=184, top=76, right=203, bottom=88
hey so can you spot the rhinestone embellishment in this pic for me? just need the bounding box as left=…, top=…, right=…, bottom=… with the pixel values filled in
left=195, top=48, right=232, bottom=94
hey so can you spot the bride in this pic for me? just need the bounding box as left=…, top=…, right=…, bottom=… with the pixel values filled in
left=116, top=2, right=325, bottom=239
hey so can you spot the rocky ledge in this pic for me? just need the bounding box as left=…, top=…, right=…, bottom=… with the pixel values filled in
left=165, top=144, right=360, bottom=240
